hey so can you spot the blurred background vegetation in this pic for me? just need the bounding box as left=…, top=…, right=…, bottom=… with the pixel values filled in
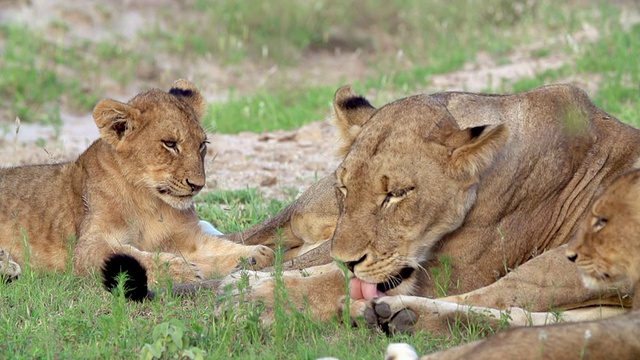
left=0, top=0, right=637, bottom=133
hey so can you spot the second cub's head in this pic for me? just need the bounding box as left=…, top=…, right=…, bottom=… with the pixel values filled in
left=92, top=79, right=209, bottom=210
left=567, top=169, right=640, bottom=288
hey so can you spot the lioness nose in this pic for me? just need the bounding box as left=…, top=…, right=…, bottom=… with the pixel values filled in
left=186, top=179, right=204, bottom=192
left=566, top=252, right=578, bottom=262
left=345, top=254, right=367, bottom=273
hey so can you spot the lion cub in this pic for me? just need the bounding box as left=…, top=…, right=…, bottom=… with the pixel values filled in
left=0, top=80, right=274, bottom=296
left=415, top=170, right=640, bottom=359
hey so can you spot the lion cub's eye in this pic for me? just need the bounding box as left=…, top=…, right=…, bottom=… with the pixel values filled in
left=382, top=186, right=415, bottom=208
left=592, top=216, right=607, bottom=232
left=162, top=140, right=178, bottom=152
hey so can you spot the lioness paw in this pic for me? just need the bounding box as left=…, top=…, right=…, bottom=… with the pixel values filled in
left=366, top=300, right=418, bottom=335
left=341, top=296, right=419, bottom=335
left=0, top=249, right=21, bottom=283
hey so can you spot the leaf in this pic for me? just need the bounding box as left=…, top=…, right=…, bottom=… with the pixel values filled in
left=169, top=326, right=184, bottom=349
left=140, top=342, right=165, bottom=360
left=152, top=322, right=169, bottom=340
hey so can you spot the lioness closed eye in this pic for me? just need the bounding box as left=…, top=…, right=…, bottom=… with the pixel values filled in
left=0, top=80, right=274, bottom=298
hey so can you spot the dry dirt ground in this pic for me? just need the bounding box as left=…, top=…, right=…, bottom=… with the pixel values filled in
left=0, top=0, right=622, bottom=200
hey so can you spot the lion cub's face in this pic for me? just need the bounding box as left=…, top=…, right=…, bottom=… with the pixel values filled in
left=329, top=86, right=508, bottom=295
left=567, top=170, right=640, bottom=289
left=92, top=80, right=208, bottom=210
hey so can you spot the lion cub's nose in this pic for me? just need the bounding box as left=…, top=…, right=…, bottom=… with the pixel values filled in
left=566, top=251, right=578, bottom=262
left=186, top=179, right=204, bottom=192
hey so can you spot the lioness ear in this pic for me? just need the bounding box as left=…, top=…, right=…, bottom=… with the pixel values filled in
left=93, top=99, right=141, bottom=146
left=332, top=85, right=376, bottom=157
left=169, top=79, right=207, bottom=120
left=446, top=124, right=508, bottom=180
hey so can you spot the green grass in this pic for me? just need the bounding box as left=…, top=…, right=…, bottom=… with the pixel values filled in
left=577, top=22, right=640, bottom=126
left=1, top=188, right=504, bottom=358
left=148, top=0, right=569, bottom=67
left=0, top=24, right=146, bottom=127
left=198, top=0, right=614, bottom=133
left=0, top=25, right=75, bottom=126
left=195, top=188, right=292, bottom=233
left=507, top=5, right=640, bottom=127
left=207, top=87, right=335, bottom=133
left=0, top=274, right=434, bottom=359
left=0, top=0, right=621, bottom=134
left=0, top=24, right=133, bottom=126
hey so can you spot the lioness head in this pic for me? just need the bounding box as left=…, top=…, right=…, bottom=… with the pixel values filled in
left=92, top=79, right=208, bottom=210
left=329, top=86, right=508, bottom=295
left=566, top=169, right=640, bottom=289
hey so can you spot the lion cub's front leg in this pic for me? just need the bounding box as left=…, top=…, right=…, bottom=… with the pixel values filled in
left=134, top=250, right=204, bottom=285
left=179, top=229, right=276, bottom=277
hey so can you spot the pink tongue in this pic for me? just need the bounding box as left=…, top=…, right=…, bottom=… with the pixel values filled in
left=350, top=277, right=387, bottom=300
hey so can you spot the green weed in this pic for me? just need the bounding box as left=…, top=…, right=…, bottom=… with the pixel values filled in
left=140, top=319, right=205, bottom=360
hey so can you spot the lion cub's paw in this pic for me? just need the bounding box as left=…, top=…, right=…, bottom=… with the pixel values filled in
left=0, top=249, right=21, bottom=283
left=150, top=253, right=204, bottom=284
left=239, top=245, right=275, bottom=271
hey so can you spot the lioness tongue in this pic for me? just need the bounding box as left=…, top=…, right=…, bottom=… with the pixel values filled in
left=350, top=277, right=386, bottom=300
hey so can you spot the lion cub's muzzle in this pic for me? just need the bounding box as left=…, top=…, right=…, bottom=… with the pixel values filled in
left=157, top=177, right=205, bottom=198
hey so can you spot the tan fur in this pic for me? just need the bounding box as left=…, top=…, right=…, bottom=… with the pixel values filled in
left=420, top=169, right=640, bottom=359
left=207, top=84, right=640, bottom=328
left=0, top=80, right=274, bottom=285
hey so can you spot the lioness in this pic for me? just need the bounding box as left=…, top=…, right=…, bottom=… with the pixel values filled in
left=415, top=169, right=640, bottom=360
left=0, top=80, right=274, bottom=296
left=215, top=84, right=640, bottom=330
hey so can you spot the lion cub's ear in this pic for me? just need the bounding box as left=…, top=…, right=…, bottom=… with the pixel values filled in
left=93, top=99, right=141, bottom=146
left=445, top=124, right=508, bottom=181
left=169, top=79, right=207, bottom=120
left=333, top=85, right=377, bottom=157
